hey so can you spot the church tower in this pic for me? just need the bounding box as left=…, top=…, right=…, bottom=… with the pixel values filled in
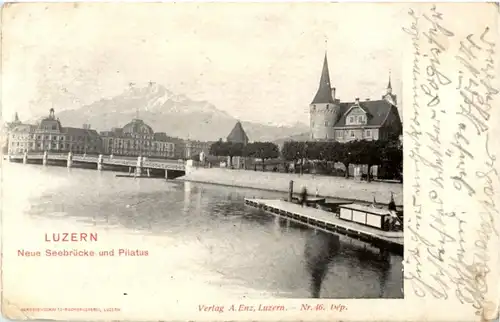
left=309, top=53, right=340, bottom=140
left=382, top=72, right=397, bottom=106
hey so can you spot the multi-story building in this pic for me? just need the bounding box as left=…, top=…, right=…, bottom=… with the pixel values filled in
left=309, top=53, right=402, bottom=142
left=2, top=113, right=23, bottom=153
left=184, top=140, right=212, bottom=159
left=99, top=119, right=175, bottom=158
left=7, top=108, right=103, bottom=154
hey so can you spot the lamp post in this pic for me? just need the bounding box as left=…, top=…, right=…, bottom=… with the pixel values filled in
left=348, top=152, right=352, bottom=178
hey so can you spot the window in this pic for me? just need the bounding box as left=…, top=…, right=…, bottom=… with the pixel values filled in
left=349, top=116, right=354, bottom=123
left=358, top=116, right=364, bottom=123
left=324, top=121, right=329, bottom=126
left=350, top=131, right=355, bottom=138
left=366, top=130, right=371, bottom=137
left=337, top=130, right=343, bottom=138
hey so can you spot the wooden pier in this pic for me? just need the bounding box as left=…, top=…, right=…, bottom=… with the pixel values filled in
left=244, top=198, right=403, bottom=255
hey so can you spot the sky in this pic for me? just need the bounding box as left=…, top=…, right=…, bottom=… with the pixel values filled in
left=2, top=2, right=406, bottom=126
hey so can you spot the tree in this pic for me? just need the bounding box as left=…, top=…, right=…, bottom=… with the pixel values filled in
left=227, top=142, right=244, bottom=168
left=209, top=141, right=244, bottom=168
left=354, top=140, right=383, bottom=182
left=335, top=141, right=357, bottom=178
left=380, top=138, right=403, bottom=181
left=210, top=141, right=227, bottom=157
left=282, top=141, right=302, bottom=173
left=245, top=142, right=280, bottom=171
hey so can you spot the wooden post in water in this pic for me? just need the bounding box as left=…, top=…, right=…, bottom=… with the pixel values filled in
left=288, top=180, right=294, bottom=202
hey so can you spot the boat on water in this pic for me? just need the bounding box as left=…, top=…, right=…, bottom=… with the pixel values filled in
left=115, top=174, right=163, bottom=179
left=244, top=196, right=403, bottom=255
left=293, top=192, right=403, bottom=235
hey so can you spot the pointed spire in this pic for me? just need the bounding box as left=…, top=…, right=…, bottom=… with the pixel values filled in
left=311, top=52, right=334, bottom=104
left=227, top=121, right=249, bottom=145
left=387, top=71, right=392, bottom=92
left=14, top=112, right=19, bottom=122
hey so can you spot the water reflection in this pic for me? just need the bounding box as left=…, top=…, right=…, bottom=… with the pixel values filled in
left=304, top=231, right=341, bottom=298
left=183, top=181, right=192, bottom=213
left=7, top=163, right=403, bottom=299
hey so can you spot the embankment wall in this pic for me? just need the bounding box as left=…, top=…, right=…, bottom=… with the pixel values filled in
left=178, top=167, right=402, bottom=206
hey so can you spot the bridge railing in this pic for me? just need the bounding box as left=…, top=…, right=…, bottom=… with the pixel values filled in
left=8, top=152, right=186, bottom=170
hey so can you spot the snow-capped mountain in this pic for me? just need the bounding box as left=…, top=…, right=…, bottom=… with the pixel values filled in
left=52, top=83, right=309, bottom=142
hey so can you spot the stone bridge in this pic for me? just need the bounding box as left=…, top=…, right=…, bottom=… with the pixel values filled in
left=8, top=152, right=189, bottom=178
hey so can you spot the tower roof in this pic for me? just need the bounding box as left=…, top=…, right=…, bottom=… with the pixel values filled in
left=387, top=72, right=392, bottom=90
left=311, top=53, right=335, bottom=104
left=227, top=121, right=249, bottom=144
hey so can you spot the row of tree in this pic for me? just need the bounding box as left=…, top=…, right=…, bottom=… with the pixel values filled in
left=281, top=139, right=402, bottom=181
left=209, top=141, right=280, bottom=167
left=209, top=138, right=402, bottom=182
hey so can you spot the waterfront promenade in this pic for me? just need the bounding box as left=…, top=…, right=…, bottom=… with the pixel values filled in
left=180, top=167, right=403, bottom=206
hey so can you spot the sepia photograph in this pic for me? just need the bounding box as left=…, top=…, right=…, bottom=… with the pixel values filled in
left=1, top=2, right=498, bottom=321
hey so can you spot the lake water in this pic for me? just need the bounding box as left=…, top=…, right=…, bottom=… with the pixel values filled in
left=2, top=162, right=403, bottom=301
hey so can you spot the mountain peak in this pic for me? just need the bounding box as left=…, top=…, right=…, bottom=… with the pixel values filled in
left=51, top=83, right=308, bottom=142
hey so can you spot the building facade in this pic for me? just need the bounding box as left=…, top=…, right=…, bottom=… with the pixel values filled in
left=184, top=140, right=212, bottom=160
left=7, top=109, right=103, bottom=154
left=100, top=119, right=175, bottom=158
left=309, top=53, right=402, bottom=142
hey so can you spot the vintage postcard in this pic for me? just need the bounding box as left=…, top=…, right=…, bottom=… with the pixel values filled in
left=1, top=2, right=499, bottom=321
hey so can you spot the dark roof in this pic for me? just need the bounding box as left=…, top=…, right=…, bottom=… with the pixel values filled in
left=311, top=53, right=334, bottom=104
left=122, top=119, right=154, bottom=135
left=10, top=124, right=35, bottom=132
left=38, top=117, right=63, bottom=132
left=334, top=99, right=397, bottom=127
left=62, top=127, right=101, bottom=139
left=227, top=121, right=249, bottom=143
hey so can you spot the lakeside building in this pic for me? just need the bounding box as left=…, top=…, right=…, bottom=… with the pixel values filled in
left=309, top=53, right=402, bottom=142
left=7, top=109, right=103, bottom=154
left=99, top=119, right=175, bottom=158
left=2, top=112, right=23, bottom=153
left=6, top=112, right=213, bottom=160
left=183, top=140, right=212, bottom=160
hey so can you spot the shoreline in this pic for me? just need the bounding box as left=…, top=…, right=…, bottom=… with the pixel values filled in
left=177, top=168, right=403, bottom=207
left=176, top=177, right=401, bottom=207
